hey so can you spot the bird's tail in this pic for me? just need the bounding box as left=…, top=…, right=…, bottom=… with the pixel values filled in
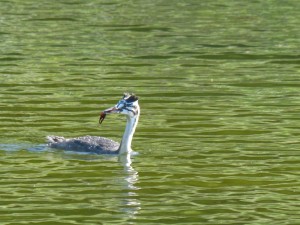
left=46, top=136, right=66, bottom=144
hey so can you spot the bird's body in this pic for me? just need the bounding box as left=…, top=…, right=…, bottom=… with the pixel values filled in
left=47, top=93, right=140, bottom=155
left=47, top=135, right=119, bottom=154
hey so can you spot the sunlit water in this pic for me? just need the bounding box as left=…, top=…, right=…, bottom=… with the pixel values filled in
left=0, top=0, right=300, bottom=224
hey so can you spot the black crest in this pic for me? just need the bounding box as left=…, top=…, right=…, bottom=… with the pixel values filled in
left=123, top=93, right=139, bottom=103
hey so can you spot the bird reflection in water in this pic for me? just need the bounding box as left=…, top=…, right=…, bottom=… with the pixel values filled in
left=119, top=154, right=141, bottom=219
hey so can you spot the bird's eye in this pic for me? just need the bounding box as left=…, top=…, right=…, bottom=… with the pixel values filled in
left=116, top=100, right=128, bottom=109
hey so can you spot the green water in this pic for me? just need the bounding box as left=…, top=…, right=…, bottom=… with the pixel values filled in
left=1, top=0, right=300, bottom=224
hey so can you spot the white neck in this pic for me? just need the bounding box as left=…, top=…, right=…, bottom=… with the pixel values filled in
left=118, top=112, right=139, bottom=155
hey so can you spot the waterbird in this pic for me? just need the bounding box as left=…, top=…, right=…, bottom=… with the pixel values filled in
left=47, top=93, right=140, bottom=155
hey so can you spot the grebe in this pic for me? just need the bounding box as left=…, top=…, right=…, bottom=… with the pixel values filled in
left=47, top=93, right=140, bottom=154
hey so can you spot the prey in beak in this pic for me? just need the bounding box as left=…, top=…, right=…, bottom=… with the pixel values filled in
left=99, top=106, right=120, bottom=125
left=99, top=112, right=106, bottom=125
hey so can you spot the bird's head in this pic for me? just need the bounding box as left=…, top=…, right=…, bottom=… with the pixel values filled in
left=99, top=93, right=139, bottom=124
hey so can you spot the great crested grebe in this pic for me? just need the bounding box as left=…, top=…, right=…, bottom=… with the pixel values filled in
left=47, top=93, right=140, bottom=154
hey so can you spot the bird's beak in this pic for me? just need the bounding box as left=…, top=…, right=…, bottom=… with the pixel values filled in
left=103, top=106, right=120, bottom=114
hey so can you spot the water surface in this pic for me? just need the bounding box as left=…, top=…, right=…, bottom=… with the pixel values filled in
left=0, top=0, right=300, bottom=224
